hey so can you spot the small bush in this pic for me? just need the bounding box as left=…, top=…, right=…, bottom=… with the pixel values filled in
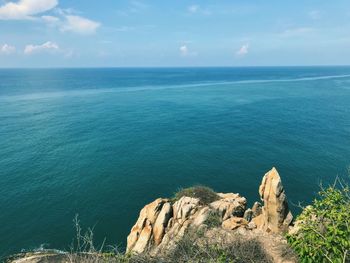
left=173, top=185, right=219, bottom=205
left=204, top=210, right=222, bottom=228
left=287, top=182, right=350, bottom=263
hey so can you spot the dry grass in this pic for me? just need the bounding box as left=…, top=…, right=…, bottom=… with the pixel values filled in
left=64, top=215, right=273, bottom=263
left=173, top=185, right=219, bottom=205
left=155, top=228, right=274, bottom=263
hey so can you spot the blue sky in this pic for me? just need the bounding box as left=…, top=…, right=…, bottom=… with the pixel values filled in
left=0, top=0, right=349, bottom=67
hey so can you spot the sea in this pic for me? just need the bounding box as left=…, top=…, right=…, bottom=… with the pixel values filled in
left=0, top=67, right=350, bottom=257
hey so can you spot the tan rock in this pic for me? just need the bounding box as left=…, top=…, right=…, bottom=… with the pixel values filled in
left=132, top=219, right=153, bottom=253
left=210, top=194, right=246, bottom=220
left=193, top=207, right=210, bottom=226
left=252, top=214, right=265, bottom=229
left=153, top=202, right=173, bottom=245
left=217, top=193, right=240, bottom=199
left=222, top=217, right=248, bottom=230
left=251, top=201, right=262, bottom=217
left=247, top=221, right=257, bottom=230
left=173, top=196, right=200, bottom=220
left=258, top=167, right=293, bottom=233
left=126, top=198, right=169, bottom=253
left=243, top=208, right=253, bottom=222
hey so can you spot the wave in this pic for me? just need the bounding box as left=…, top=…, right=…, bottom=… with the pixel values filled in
left=208, top=74, right=350, bottom=85
left=19, top=243, right=66, bottom=254
left=1, top=74, right=350, bottom=102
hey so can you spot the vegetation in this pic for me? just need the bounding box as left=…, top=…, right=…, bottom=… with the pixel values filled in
left=173, top=185, right=219, bottom=205
left=287, top=180, right=350, bottom=263
left=65, top=215, right=272, bottom=263
left=165, top=229, right=273, bottom=263
left=204, top=210, right=222, bottom=228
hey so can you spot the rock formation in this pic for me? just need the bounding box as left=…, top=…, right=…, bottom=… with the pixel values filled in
left=126, top=167, right=294, bottom=258
left=253, top=167, right=293, bottom=233
left=8, top=167, right=296, bottom=263
left=127, top=193, right=247, bottom=254
left=126, top=198, right=172, bottom=253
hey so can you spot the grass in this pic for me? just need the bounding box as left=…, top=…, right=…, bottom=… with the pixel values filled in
left=173, top=185, right=220, bottom=205
left=163, top=228, right=273, bottom=263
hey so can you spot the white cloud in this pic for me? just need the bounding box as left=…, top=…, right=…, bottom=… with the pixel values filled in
left=180, top=45, right=189, bottom=56
left=24, top=41, right=59, bottom=54
left=0, top=0, right=57, bottom=20
left=0, top=44, right=16, bottom=54
left=60, top=15, right=100, bottom=35
left=0, top=2, right=100, bottom=36
left=179, top=44, right=197, bottom=57
left=236, top=44, right=249, bottom=56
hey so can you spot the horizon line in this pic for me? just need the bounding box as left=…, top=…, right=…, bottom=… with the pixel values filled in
left=1, top=64, right=350, bottom=70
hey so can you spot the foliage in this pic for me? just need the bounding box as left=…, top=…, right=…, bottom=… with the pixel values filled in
left=173, top=185, right=219, bottom=205
left=204, top=210, right=222, bottom=228
left=287, top=182, right=350, bottom=263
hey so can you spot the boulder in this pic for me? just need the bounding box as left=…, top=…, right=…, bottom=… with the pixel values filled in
left=251, top=202, right=262, bottom=217
left=222, top=217, right=248, bottom=230
left=243, top=208, right=253, bottom=222
left=173, top=196, right=200, bottom=221
left=210, top=193, right=246, bottom=220
left=193, top=207, right=211, bottom=226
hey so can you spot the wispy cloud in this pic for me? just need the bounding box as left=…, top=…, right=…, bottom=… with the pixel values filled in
left=187, top=4, right=211, bottom=15
left=60, top=15, right=100, bottom=35
left=116, top=1, right=148, bottom=16
left=41, top=15, right=60, bottom=23
left=0, top=0, right=58, bottom=20
left=24, top=41, right=59, bottom=54
left=280, top=27, right=314, bottom=37
left=236, top=44, right=249, bottom=56
left=188, top=5, right=200, bottom=13
left=308, top=10, right=321, bottom=20
left=0, top=44, right=16, bottom=54
left=113, top=26, right=135, bottom=32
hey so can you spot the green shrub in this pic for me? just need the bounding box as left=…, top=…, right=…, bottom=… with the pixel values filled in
left=204, top=210, right=222, bottom=228
left=287, top=183, right=350, bottom=263
left=173, top=185, right=219, bottom=205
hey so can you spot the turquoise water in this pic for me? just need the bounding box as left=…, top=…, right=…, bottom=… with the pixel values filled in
left=1, top=67, right=350, bottom=257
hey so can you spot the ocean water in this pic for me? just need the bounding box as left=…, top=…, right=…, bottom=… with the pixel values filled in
left=0, top=67, right=350, bottom=257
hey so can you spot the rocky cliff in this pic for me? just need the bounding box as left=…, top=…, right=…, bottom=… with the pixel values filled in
left=126, top=167, right=296, bottom=262
left=7, top=167, right=297, bottom=263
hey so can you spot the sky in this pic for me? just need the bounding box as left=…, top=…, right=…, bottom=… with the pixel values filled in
left=0, top=0, right=350, bottom=67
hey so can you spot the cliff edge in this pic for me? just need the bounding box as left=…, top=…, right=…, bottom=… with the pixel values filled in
left=126, top=167, right=297, bottom=262
left=7, top=167, right=298, bottom=263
